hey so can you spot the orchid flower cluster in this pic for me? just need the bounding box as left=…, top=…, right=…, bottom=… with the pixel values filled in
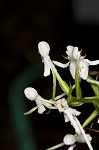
left=24, top=41, right=99, bottom=150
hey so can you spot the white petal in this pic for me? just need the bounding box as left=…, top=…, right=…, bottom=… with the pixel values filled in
left=69, top=108, right=81, bottom=116
left=52, top=61, right=70, bottom=68
left=74, top=118, right=93, bottom=150
left=69, top=61, right=76, bottom=79
left=35, top=100, right=46, bottom=114
left=78, top=60, right=89, bottom=80
left=66, top=45, right=74, bottom=58
left=43, top=101, right=54, bottom=109
left=38, top=41, right=50, bottom=57
left=84, top=59, right=99, bottom=66
left=72, top=47, right=80, bottom=60
left=76, top=134, right=92, bottom=143
left=68, top=144, right=76, bottom=150
left=65, top=109, right=81, bottom=134
left=63, top=134, right=76, bottom=145
left=24, top=87, right=38, bottom=101
left=64, top=113, right=69, bottom=122
left=89, top=60, right=99, bottom=65
left=43, top=58, right=51, bottom=76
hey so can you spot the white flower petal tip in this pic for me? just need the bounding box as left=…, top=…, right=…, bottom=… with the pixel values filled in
left=52, top=61, right=69, bottom=68
left=72, top=46, right=80, bottom=60
left=66, top=45, right=74, bottom=52
left=69, top=108, right=81, bottom=116
left=24, top=87, right=38, bottom=101
left=66, top=45, right=74, bottom=57
left=63, top=134, right=76, bottom=145
left=38, top=41, right=50, bottom=57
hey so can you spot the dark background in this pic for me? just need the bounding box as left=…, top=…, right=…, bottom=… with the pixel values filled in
left=0, top=0, right=99, bottom=150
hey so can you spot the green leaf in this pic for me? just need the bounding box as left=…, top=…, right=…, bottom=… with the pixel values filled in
left=51, top=65, right=69, bottom=95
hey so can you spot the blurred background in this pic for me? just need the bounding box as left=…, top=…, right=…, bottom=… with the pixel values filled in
left=0, top=0, right=99, bottom=149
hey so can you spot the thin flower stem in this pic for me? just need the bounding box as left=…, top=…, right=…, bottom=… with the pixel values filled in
left=52, top=69, right=56, bottom=100
left=75, top=64, right=82, bottom=99
left=82, top=109, right=99, bottom=128
left=24, top=106, right=38, bottom=115
left=54, top=93, right=66, bottom=100
left=84, top=96, right=99, bottom=99
left=87, top=78, right=99, bottom=85
left=46, top=142, right=65, bottom=150
left=37, top=97, right=55, bottom=105
left=72, top=97, right=94, bottom=103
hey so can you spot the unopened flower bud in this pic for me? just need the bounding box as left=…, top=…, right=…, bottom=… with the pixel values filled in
left=38, top=41, right=50, bottom=57
left=24, top=87, right=38, bottom=101
left=63, top=134, right=76, bottom=145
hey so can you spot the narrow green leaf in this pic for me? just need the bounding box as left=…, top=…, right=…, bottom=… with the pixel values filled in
left=51, top=65, right=69, bottom=95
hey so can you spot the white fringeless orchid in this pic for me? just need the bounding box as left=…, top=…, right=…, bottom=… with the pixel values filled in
left=55, top=98, right=81, bottom=134
left=55, top=98, right=93, bottom=150
left=38, top=41, right=52, bottom=77
left=53, top=45, right=99, bottom=81
left=23, top=41, right=99, bottom=150
left=63, top=133, right=92, bottom=150
left=24, top=87, right=55, bottom=114
left=38, top=41, right=57, bottom=99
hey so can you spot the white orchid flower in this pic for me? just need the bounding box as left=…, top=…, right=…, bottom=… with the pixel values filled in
left=38, top=41, right=52, bottom=77
left=24, top=87, right=55, bottom=114
left=53, top=45, right=99, bottom=81
left=46, top=132, right=92, bottom=150
left=38, top=41, right=57, bottom=99
left=55, top=98, right=93, bottom=150
left=63, top=133, right=92, bottom=150
left=55, top=98, right=81, bottom=134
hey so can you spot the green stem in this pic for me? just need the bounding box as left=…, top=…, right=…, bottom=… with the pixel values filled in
left=75, top=64, right=82, bottom=99
left=82, top=109, right=99, bottom=128
left=37, top=97, right=55, bottom=105
left=24, top=106, right=38, bottom=115
left=52, top=70, right=56, bottom=100
left=73, top=97, right=98, bottom=103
